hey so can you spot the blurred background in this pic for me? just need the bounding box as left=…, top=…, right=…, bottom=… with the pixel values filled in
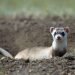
left=0, top=0, right=75, bottom=16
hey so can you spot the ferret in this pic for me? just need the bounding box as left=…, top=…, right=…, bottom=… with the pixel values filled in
left=0, top=27, right=69, bottom=60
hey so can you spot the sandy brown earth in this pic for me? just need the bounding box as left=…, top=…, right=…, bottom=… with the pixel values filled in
left=0, top=15, right=75, bottom=75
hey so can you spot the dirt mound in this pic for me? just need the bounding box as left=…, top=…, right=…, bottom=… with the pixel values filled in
left=1, top=54, right=75, bottom=75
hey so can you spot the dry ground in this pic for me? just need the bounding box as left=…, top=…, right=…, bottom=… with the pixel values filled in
left=0, top=15, right=75, bottom=75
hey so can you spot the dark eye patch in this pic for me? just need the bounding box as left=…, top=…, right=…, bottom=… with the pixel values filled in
left=54, top=32, right=57, bottom=37
left=60, top=32, right=65, bottom=37
left=54, top=32, right=65, bottom=37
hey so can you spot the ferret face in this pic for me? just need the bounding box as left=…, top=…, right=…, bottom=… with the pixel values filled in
left=50, top=27, right=69, bottom=42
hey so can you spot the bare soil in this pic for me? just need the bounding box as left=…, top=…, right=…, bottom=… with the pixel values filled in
left=0, top=15, right=75, bottom=75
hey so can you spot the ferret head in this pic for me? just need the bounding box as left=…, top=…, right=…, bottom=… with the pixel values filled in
left=50, top=27, right=69, bottom=42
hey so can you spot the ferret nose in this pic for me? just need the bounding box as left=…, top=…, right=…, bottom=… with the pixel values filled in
left=57, top=36, right=61, bottom=40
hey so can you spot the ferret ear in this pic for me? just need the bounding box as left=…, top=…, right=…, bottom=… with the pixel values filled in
left=64, top=27, right=70, bottom=33
left=50, top=27, right=54, bottom=33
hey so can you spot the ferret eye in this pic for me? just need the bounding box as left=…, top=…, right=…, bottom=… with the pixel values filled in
left=61, top=32, right=65, bottom=36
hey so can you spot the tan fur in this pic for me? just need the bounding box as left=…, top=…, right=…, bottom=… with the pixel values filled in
left=15, top=47, right=53, bottom=60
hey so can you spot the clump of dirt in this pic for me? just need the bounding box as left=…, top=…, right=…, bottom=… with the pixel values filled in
left=0, top=15, right=75, bottom=75
left=0, top=53, right=75, bottom=75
